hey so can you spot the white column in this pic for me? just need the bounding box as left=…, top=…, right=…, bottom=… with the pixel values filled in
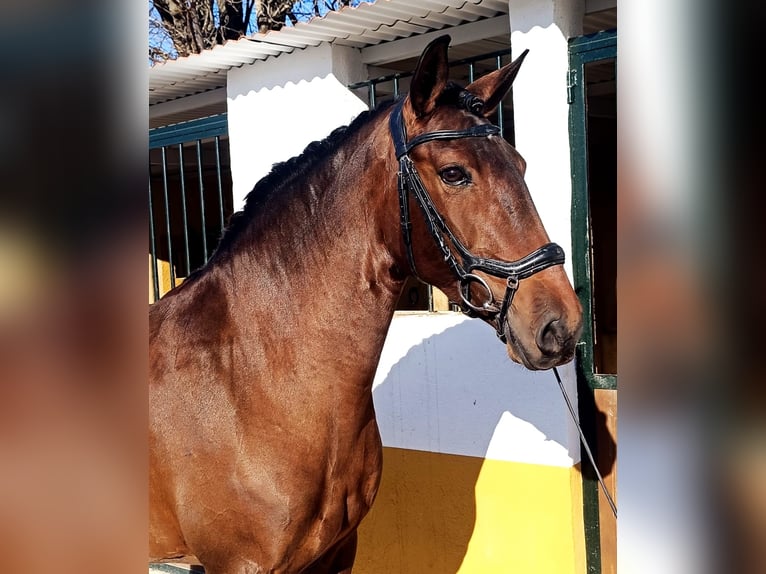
left=508, top=0, right=585, bottom=459
left=226, top=44, right=368, bottom=210
left=509, top=0, right=583, bottom=278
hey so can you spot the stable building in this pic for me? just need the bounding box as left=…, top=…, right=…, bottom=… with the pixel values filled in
left=149, top=1, right=617, bottom=572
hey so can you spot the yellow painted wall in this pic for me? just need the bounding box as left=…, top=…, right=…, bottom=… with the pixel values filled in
left=356, top=447, right=585, bottom=574
left=149, top=256, right=183, bottom=304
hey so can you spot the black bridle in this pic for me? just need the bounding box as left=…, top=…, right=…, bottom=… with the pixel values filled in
left=389, top=96, right=566, bottom=343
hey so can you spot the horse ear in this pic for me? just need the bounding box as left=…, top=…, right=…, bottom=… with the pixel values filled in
left=465, top=49, right=529, bottom=117
left=409, top=35, right=451, bottom=118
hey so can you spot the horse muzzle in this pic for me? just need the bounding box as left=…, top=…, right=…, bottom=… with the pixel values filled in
left=502, top=292, right=583, bottom=371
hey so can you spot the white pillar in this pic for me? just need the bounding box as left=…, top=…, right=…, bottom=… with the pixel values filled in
left=509, top=0, right=583, bottom=277
left=508, top=0, right=585, bottom=459
left=226, top=44, right=368, bottom=210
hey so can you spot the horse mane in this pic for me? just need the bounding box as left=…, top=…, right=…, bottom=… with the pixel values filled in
left=181, top=85, right=475, bottom=284
left=209, top=101, right=395, bottom=262
left=218, top=84, right=473, bottom=255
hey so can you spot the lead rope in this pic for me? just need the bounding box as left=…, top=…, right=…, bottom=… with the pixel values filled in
left=553, top=366, right=617, bottom=518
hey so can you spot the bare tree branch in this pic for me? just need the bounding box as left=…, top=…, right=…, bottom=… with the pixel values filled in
left=254, top=0, right=295, bottom=32
left=149, top=0, right=361, bottom=63
left=149, top=5, right=177, bottom=63
left=152, top=0, right=208, bottom=57
left=244, top=0, right=256, bottom=35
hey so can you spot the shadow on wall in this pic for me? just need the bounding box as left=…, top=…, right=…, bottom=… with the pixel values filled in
left=355, top=315, right=576, bottom=573
left=372, top=315, right=574, bottom=464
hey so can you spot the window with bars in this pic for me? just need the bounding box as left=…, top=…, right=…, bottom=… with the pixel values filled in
left=148, top=115, right=233, bottom=303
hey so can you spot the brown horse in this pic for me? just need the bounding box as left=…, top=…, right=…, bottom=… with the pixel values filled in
left=150, top=35, right=582, bottom=573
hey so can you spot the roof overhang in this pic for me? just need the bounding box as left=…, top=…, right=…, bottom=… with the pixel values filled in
left=149, top=0, right=511, bottom=106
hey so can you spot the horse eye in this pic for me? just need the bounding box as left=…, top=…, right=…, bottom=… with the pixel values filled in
left=439, top=166, right=470, bottom=185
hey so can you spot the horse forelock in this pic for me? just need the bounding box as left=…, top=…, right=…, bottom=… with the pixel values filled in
left=437, top=82, right=484, bottom=115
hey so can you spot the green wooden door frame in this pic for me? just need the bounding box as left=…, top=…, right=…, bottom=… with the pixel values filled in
left=568, top=28, right=617, bottom=574
left=569, top=29, right=617, bottom=392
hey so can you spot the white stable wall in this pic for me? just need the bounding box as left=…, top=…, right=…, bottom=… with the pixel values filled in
left=226, top=43, right=368, bottom=210
left=505, top=0, right=585, bottom=463
left=510, top=0, right=584, bottom=283
left=374, top=313, right=580, bottom=466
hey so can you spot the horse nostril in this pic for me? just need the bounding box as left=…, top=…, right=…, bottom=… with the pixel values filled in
left=537, top=316, right=566, bottom=356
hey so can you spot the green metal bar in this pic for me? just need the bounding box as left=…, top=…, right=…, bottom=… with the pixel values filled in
left=348, top=76, right=395, bottom=90
left=177, top=143, right=191, bottom=276
left=592, top=373, right=617, bottom=389
left=495, top=55, right=504, bottom=139
left=149, top=564, right=205, bottom=573
left=568, top=28, right=617, bottom=55
left=576, top=46, right=617, bottom=65
left=215, top=136, right=226, bottom=237
left=347, top=48, right=513, bottom=94
left=196, top=140, right=209, bottom=261
left=150, top=114, right=228, bottom=149
left=577, top=376, right=604, bottom=574
left=468, top=61, right=475, bottom=83
left=393, top=75, right=399, bottom=100
left=148, top=176, right=160, bottom=302
left=160, top=146, right=176, bottom=288
left=449, top=48, right=512, bottom=69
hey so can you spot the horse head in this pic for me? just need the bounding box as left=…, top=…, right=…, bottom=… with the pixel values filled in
left=389, top=35, right=582, bottom=370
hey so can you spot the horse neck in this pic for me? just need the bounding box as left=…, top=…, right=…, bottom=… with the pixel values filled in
left=210, top=116, right=403, bottom=382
